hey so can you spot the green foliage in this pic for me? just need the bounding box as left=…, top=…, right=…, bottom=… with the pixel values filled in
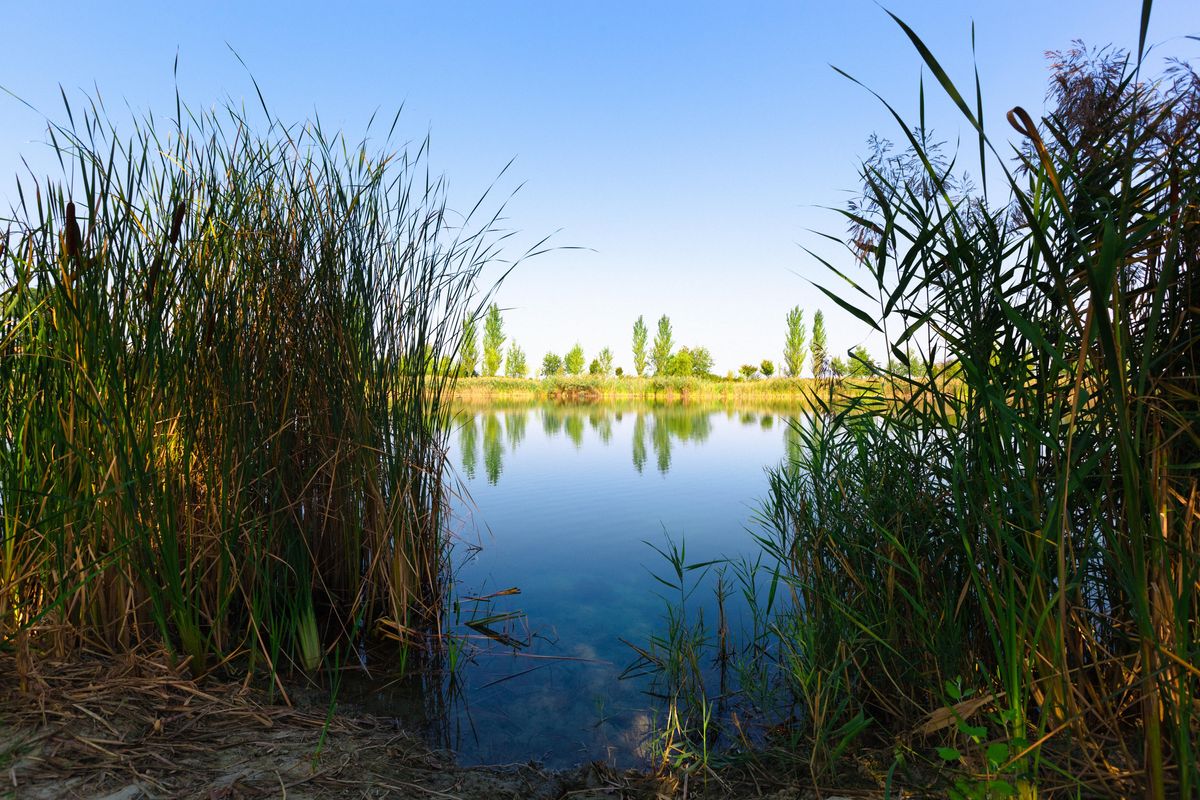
left=482, top=303, right=506, bottom=377
left=588, top=358, right=601, bottom=375
left=739, top=364, right=758, bottom=380
left=783, top=306, right=807, bottom=377
left=597, top=346, right=614, bottom=377
left=541, top=352, right=563, bottom=376
left=565, top=343, right=585, bottom=375
left=744, top=19, right=1200, bottom=796
left=690, top=346, right=714, bottom=377
left=829, top=356, right=847, bottom=377
left=760, top=359, right=775, bottom=378
left=0, top=83, right=504, bottom=678
left=504, top=343, right=527, bottom=377
left=632, top=315, right=649, bottom=377
left=615, top=366, right=624, bottom=377
left=460, top=315, right=479, bottom=376
left=666, top=347, right=694, bottom=377
left=811, top=310, right=828, bottom=378
left=847, top=345, right=875, bottom=377
left=652, top=315, right=674, bottom=375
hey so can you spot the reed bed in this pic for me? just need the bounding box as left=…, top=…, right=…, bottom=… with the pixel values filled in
left=641, top=11, right=1198, bottom=799
left=0, top=88, right=507, bottom=683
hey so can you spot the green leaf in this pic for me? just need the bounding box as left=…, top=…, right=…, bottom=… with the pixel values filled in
left=936, top=746, right=962, bottom=762
left=986, top=742, right=1010, bottom=765
left=957, top=721, right=987, bottom=739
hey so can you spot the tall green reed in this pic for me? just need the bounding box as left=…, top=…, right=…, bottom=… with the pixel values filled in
left=0, top=85, right=516, bottom=682
left=758, top=8, right=1197, bottom=797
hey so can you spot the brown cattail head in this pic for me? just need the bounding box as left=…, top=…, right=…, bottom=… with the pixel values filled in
left=64, top=201, right=82, bottom=260
left=169, top=200, right=186, bottom=245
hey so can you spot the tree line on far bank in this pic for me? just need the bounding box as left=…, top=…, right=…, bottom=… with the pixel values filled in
left=457, top=303, right=935, bottom=380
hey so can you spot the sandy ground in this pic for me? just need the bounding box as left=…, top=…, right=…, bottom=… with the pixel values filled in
left=1, top=651, right=854, bottom=799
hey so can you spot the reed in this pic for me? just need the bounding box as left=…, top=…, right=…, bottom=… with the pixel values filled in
left=753, top=10, right=1198, bottom=797
left=0, top=86, right=511, bottom=683
left=634, top=8, right=1197, bottom=797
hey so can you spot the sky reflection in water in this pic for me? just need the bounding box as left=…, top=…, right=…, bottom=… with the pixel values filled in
left=352, top=401, right=807, bottom=768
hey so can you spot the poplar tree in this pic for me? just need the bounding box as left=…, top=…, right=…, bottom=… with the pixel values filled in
left=651, top=315, right=674, bottom=375
left=632, top=316, right=648, bottom=376
left=783, top=306, right=807, bottom=377
left=810, top=310, right=827, bottom=378
left=482, top=303, right=505, bottom=376
left=460, top=314, right=479, bottom=376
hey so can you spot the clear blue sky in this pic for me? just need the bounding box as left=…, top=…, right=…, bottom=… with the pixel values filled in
left=2, top=2, right=1196, bottom=374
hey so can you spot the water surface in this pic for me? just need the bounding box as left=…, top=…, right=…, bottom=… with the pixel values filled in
left=350, top=400, right=805, bottom=768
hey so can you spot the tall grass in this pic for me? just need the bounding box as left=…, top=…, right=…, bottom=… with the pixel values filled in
left=626, top=11, right=1197, bottom=798
left=753, top=13, right=1198, bottom=798
left=0, top=87, right=511, bottom=682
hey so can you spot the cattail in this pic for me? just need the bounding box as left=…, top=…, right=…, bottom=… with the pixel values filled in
left=64, top=201, right=82, bottom=260
left=146, top=200, right=187, bottom=304
left=169, top=199, right=186, bottom=244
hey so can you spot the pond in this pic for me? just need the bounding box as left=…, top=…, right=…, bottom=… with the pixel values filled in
left=346, top=400, right=808, bottom=769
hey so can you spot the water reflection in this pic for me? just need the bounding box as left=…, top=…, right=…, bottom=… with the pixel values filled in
left=454, top=403, right=731, bottom=482
left=386, top=400, right=815, bottom=769
left=459, top=414, right=478, bottom=479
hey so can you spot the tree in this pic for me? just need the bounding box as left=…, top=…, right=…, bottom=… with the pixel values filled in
left=760, top=359, right=775, bottom=378
left=783, top=307, right=807, bottom=377
left=667, top=347, right=694, bottom=377
left=541, top=352, right=563, bottom=376
left=829, top=356, right=847, bottom=378
left=482, top=303, right=505, bottom=377
left=848, top=345, right=876, bottom=377
left=632, top=316, right=648, bottom=377
left=739, top=364, right=758, bottom=380
left=460, top=315, right=479, bottom=376
left=588, top=358, right=601, bottom=375
left=505, top=343, right=527, bottom=377
left=810, top=310, right=827, bottom=378
left=597, top=346, right=614, bottom=377
left=690, top=346, right=714, bottom=377
left=615, top=366, right=624, bottom=377
left=651, top=315, right=674, bottom=375
left=565, top=343, right=585, bottom=375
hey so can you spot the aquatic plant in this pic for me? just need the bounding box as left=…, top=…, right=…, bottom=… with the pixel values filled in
left=758, top=9, right=1199, bottom=797
left=0, top=84, right=515, bottom=682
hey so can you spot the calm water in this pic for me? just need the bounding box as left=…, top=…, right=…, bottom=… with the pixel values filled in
left=349, top=400, right=805, bottom=768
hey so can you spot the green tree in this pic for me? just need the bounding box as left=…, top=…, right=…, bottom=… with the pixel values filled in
left=597, top=346, right=614, bottom=377
left=810, top=310, right=827, bottom=378
left=565, top=343, right=585, bottom=375
left=588, top=358, right=601, bottom=375
left=541, top=352, right=563, bottom=376
left=829, top=356, right=847, bottom=378
left=739, top=364, right=758, bottom=380
left=505, top=343, right=527, bottom=377
left=690, top=346, right=714, bottom=377
left=632, top=316, right=649, bottom=377
left=615, top=366, right=624, bottom=377
left=783, top=306, right=807, bottom=377
left=667, top=347, right=694, bottom=377
left=848, top=345, right=876, bottom=377
left=460, top=314, right=479, bottom=376
left=482, top=303, right=505, bottom=376
left=651, top=315, right=674, bottom=375
left=760, top=359, right=775, bottom=378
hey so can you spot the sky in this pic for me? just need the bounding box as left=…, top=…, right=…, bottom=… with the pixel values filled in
left=2, top=2, right=1196, bottom=375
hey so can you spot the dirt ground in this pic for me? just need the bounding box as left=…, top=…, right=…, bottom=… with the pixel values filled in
left=0, top=651, right=857, bottom=800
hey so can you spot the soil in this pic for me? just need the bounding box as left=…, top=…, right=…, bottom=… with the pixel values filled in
left=0, top=651, right=860, bottom=799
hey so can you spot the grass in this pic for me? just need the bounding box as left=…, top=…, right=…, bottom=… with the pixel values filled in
left=453, top=373, right=869, bottom=402
left=638, top=8, right=1198, bottom=798
left=0, top=85, right=513, bottom=686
